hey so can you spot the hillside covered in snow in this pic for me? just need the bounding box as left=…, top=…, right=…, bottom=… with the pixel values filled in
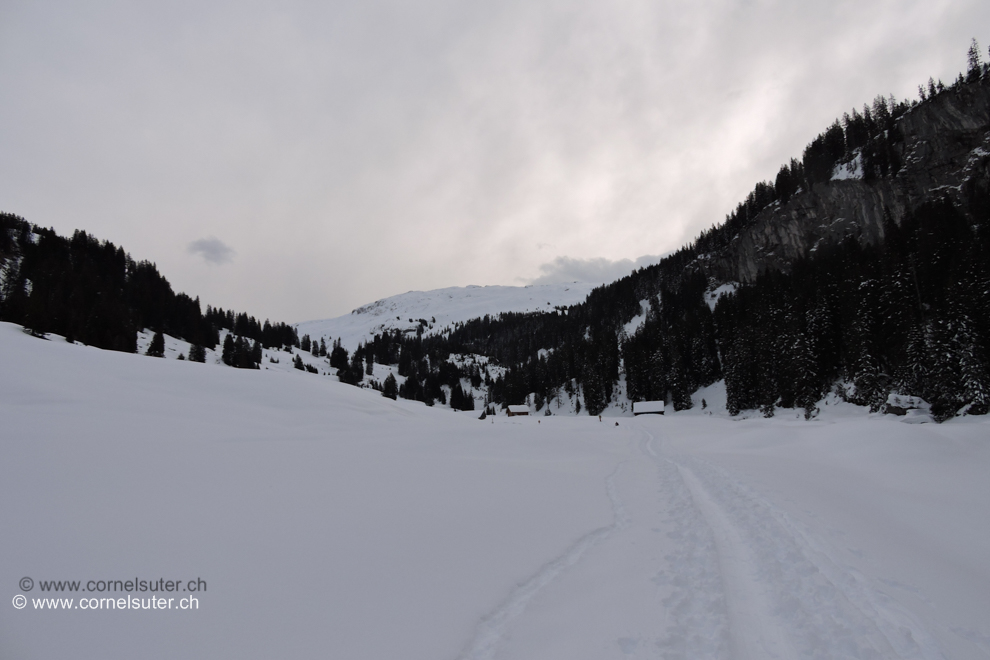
left=294, top=282, right=597, bottom=352
left=3, top=322, right=988, bottom=659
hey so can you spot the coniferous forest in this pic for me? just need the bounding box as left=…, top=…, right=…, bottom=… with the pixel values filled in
left=354, top=49, right=990, bottom=422
left=0, top=216, right=298, bottom=362
left=2, top=44, right=989, bottom=421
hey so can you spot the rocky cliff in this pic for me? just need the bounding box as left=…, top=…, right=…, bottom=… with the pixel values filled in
left=709, top=76, right=990, bottom=283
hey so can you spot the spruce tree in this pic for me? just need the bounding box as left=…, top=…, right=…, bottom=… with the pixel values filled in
left=146, top=331, right=165, bottom=358
left=382, top=373, right=398, bottom=400
left=221, top=334, right=235, bottom=366
left=329, top=343, right=349, bottom=370
left=188, top=344, right=207, bottom=363
left=967, top=38, right=983, bottom=82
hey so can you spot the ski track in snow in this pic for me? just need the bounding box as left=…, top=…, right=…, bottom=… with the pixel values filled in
left=641, top=426, right=946, bottom=660
left=4, top=324, right=987, bottom=660
left=456, top=463, right=630, bottom=660
left=641, top=431, right=731, bottom=658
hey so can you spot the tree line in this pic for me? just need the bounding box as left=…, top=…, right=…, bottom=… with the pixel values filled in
left=0, top=214, right=298, bottom=362
left=338, top=52, right=990, bottom=420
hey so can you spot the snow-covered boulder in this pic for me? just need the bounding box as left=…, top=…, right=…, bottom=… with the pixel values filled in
left=884, top=393, right=930, bottom=416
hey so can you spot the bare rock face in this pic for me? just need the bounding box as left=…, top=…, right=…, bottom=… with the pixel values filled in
left=708, top=77, right=990, bottom=284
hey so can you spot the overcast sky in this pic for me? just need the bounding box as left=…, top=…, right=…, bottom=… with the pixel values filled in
left=2, top=2, right=988, bottom=322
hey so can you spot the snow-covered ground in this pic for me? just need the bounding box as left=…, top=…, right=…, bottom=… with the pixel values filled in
left=2, top=323, right=989, bottom=659
left=832, top=149, right=865, bottom=181
left=295, top=282, right=598, bottom=351
left=705, top=282, right=738, bottom=312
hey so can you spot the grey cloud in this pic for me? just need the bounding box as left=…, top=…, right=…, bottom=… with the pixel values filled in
left=528, top=254, right=668, bottom=286
left=188, top=237, right=235, bottom=265
left=1, top=3, right=988, bottom=321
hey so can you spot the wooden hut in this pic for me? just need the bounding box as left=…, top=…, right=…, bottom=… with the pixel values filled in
left=633, top=401, right=665, bottom=416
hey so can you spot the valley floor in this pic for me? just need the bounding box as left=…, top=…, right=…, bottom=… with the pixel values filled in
left=1, top=322, right=988, bottom=659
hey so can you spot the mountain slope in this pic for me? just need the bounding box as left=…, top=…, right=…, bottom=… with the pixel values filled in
left=295, top=282, right=597, bottom=351
left=424, top=70, right=990, bottom=421
left=706, top=76, right=990, bottom=283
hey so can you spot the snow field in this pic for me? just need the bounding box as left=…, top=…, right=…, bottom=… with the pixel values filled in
left=2, top=322, right=989, bottom=659
left=294, top=282, right=597, bottom=352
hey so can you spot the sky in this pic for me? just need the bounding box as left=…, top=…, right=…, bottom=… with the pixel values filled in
left=2, top=1, right=988, bottom=323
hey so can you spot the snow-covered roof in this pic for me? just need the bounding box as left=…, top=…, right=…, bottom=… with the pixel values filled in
left=507, top=405, right=529, bottom=414
left=633, top=401, right=665, bottom=414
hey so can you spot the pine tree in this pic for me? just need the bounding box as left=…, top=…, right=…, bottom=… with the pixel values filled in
left=791, top=333, right=820, bottom=418
left=847, top=299, right=888, bottom=411
left=382, top=373, right=398, bottom=400
left=967, top=38, right=983, bottom=82
left=221, top=334, right=235, bottom=366
left=329, top=343, right=349, bottom=370
left=349, top=352, right=364, bottom=383
left=450, top=382, right=465, bottom=410
left=188, top=344, right=207, bottom=363
left=146, top=331, right=165, bottom=358
left=234, top=336, right=251, bottom=368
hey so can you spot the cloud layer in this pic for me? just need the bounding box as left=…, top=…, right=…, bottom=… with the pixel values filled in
left=1, top=1, right=988, bottom=321
left=528, top=255, right=667, bottom=286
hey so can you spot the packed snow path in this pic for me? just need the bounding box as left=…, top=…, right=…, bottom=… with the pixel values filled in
left=462, top=422, right=965, bottom=660
left=642, top=428, right=944, bottom=660
left=2, top=323, right=988, bottom=659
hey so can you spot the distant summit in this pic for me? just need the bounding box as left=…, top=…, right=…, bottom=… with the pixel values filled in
left=295, top=282, right=597, bottom=351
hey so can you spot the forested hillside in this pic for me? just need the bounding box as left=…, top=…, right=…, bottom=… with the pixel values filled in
left=3, top=45, right=989, bottom=422
left=0, top=215, right=298, bottom=362
left=367, top=47, right=990, bottom=421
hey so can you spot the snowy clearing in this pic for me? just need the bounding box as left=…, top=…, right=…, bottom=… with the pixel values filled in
left=705, top=283, right=738, bottom=312
left=2, top=323, right=988, bottom=659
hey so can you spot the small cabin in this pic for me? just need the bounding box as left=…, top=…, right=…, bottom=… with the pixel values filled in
left=506, top=405, right=529, bottom=417
left=633, top=401, right=665, bottom=416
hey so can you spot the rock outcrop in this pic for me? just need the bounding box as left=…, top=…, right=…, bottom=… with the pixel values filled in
left=707, top=77, right=990, bottom=283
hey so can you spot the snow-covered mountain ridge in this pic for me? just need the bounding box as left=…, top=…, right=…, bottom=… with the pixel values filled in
left=295, top=282, right=597, bottom=351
